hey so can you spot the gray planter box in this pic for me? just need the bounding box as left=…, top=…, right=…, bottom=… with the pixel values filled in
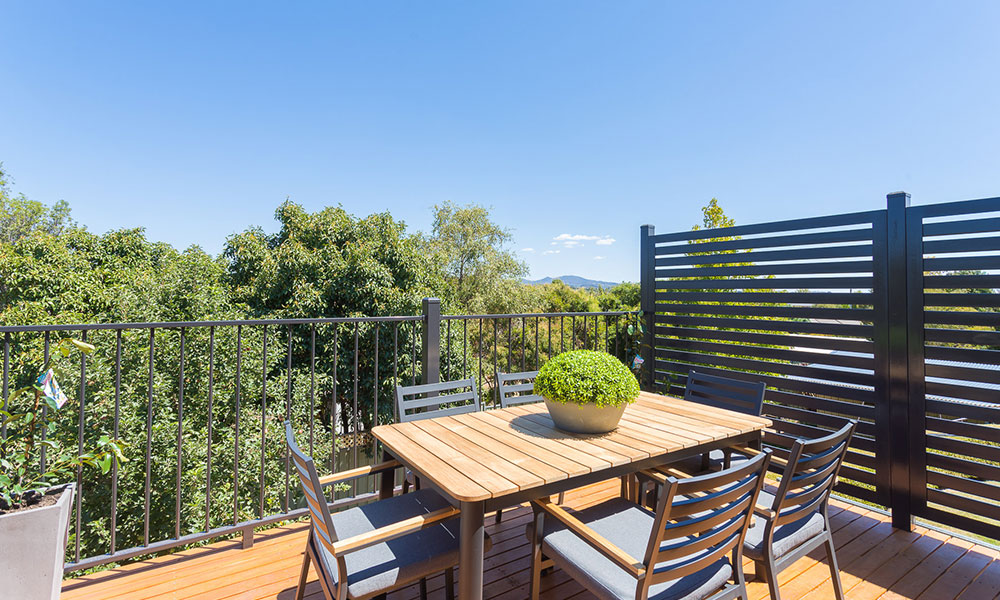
left=0, top=483, right=74, bottom=600
left=543, top=398, right=627, bottom=434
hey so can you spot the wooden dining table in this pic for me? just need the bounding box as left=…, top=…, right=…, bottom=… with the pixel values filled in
left=371, top=390, right=772, bottom=600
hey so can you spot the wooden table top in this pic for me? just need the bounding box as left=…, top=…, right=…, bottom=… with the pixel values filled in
left=372, top=391, right=772, bottom=503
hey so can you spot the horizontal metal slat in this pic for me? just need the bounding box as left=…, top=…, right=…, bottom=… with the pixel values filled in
left=655, top=276, right=874, bottom=291
left=925, top=399, right=1000, bottom=422
left=924, top=310, right=1000, bottom=328
left=765, top=390, right=874, bottom=418
left=654, top=303, right=873, bottom=321
left=927, top=434, right=1000, bottom=463
left=924, top=255, right=1000, bottom=273
left=925, top=382, right=1000, bottom=406
left=924, top=345, right=1000, bottom=366
left=925, top=328, right=1000, bottom=346
left=924, top=274, right=1000, bottom=289
left=924, top=293, right=1000, bottom=309
left=654, top=244, right=874, bottom=268
left=655, top=291, right=874, bottom=305
left=653, top=325, right=874, bottom=354
left=923, top=235, right=1000, bottom=255
left=926, top=488, right=1000, bottom=522
left=926, top=452, right=1000, bottom=482
left=658, top=314, right=873, bottom=338
left=652, top=351, right=875, bottom=387
left=927, top=471, right=1000, bottom=504
left=911, top=196, right=1000, bottom=219
left=926, top=417, right=1000, bottom=444
left=925, top=362, right=1000, bottom=386
left=655, top=260, right=873, bottom=278
left=654, top=336, right=874, bottom=370
left=649, top=211, right=879, bottom=244
left=923, top=216, right=1000, bottom=237
left=917, top=506, right=1000, bottom=542
left=653, top=227, right=873, bottom=256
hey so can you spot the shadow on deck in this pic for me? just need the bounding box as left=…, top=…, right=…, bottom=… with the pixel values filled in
left=63, top=479, right=1000, bottom=600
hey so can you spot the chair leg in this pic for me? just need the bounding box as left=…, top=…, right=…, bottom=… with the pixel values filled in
left=295, top=542, right=311, bottom=600
left=556, top=491, right=565, bottom=504
left=402, top=478, right=410, bottom=495
left=495, top=508, right=503, bottom=524
left=419, top=577, right=428, bottom=600
left=445, top=567, right=455, bottom=600
left=762, top=555, right=781, bottom=600
left=825, top=535, right=846, bottom=600
left=529, top=511, right=544, bottom=600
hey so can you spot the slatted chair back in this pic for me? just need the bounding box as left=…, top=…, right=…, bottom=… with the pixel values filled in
left=395, top=378, right=480, bottom=422
left=684, top=370, right=766, bottom=416
left=285, top=422, right=341, bottom=551
left=497, top=370, right=542, bottom=408
left=642, top=451, right=770, bottom=591
left=766, top=420, right=856, bottom=527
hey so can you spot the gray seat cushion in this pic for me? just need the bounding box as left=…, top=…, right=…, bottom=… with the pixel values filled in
left=529, top=497, right=734, bottom=600
left=314, top=488, right=487, bottom=600
left=742, top=491, right=826, bottom=561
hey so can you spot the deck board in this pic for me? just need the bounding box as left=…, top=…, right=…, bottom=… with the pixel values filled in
left=64, top=480, right=1000, bottom=600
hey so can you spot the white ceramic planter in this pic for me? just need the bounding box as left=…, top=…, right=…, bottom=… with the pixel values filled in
left=543, top=398, right=627, bottom=434
left=0, top=483, right=74, bottom=600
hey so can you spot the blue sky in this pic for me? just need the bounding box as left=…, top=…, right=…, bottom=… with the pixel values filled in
left=2, top=2, right=999, bottom=283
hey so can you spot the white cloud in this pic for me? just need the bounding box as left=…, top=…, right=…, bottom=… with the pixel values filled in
left=543, top=249, right=560, bottom=255
left=552, top=233, right=615, bottom=247
left=520, top=247, right=535, bottom=253
left=594, top=256, right=605, bottom=260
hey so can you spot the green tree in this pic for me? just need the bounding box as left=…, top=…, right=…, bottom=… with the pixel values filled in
left=0, top=163, right=74, bottom=243
left=424, top=201, right=529, bottom=314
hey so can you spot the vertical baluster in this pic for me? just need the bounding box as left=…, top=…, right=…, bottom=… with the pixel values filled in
left=1, top=333, right=7, bottom=440
left=534, top=317, right=539, bottom=369
left=463, top=319, right=468, bottom=379
left=560, top=316, right=564, bottom=353
left=331, top=323, right=338, bottom=474
left=392, top=323, right=398, bottom=420
left=410, top=321, right=417, bottom=386
left=572, top=315, right=576, bottom=349
left=352, top=322, right=360, bottom=496
left=373, top=323, right=379, bottom=459
left=111, top=330, right=121, bottom=553
left=309, top=325, right=316, bottom=456
left=144, top=329, right=154, bottom=547
left=176, top=328, right=184, bottom=540
left=506, top=317, right=512, bottom=373
left=75, top=329, right=87, bottom=562
left=259, top=325, right=267, bottom=520
left=284, top=326, right=293, bottom=513
left=205, top=326, right=214, bottom=532
left=234, top=326, right=242, bottom=526
left=478, top=319, right=483, bottom=403
left=40, top=333, right=50, bottom=471
left=493, top=320, right=499, bottom=408
left=446, top=319, right=451, bottom=379
left=521, top=317, right=526, bottom=371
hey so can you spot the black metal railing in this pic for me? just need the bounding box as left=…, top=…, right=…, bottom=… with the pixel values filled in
left=0, top=308, right=638, bottom=572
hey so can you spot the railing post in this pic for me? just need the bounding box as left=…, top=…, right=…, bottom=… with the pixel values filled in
left=886, top=191, right=913, bottom=531
left=422, top=297, right=441, bottom=386
left=640, top=225, right=656, bottom=391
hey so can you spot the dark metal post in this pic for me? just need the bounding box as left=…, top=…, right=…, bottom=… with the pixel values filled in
left=640, top=224, right=656, bottom=391
left=886, top=191, right=913, bottom=530
left=422, top=298, right=441, bottom=386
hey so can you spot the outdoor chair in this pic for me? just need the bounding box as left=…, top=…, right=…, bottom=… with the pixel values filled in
left=494, top=370, right=564, bottom=523
left=394, top=378, right=480, bottom=493
left=286, top=422, right=486, bottom=600
left=528, top=449, right=770, bottom=600
left=629, top=370, right=765, bottom=500
left=734, top=420, right=856, bottom=600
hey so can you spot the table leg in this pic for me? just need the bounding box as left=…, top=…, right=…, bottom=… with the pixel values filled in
left=458, top=500, right=485, bottom=600
left=379, top=449, right=395, bottom=500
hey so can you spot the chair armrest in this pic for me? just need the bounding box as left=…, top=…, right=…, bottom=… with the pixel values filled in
left=330, top=505, right=460, bottom=556
left=317, top=460, right=401, bottom=487
left=531, top=497, right=646, bottom=578
left=754, top=504, right=777, bottom=519
left=732, top=446, right=788, bottom=469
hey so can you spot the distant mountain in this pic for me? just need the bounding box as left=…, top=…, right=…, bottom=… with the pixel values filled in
left=523, top=275, right=620, bottom=289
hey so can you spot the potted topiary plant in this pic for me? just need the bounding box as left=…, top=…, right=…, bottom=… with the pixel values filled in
left=534, top=349, right=640, bottom=434
left=0, top=338, right=125, bottom=600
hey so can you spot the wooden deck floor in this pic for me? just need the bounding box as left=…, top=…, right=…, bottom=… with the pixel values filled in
left=63, top=479, right=1000, bottom=600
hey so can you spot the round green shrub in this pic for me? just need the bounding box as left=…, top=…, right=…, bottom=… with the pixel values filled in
left=534, top=350, right=640, bottom=408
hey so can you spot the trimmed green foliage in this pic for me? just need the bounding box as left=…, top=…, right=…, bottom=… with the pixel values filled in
left=535, top=350, right=639, bottom=408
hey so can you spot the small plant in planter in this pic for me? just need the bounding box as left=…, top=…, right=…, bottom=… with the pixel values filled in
left=0, top=338, right=125, bottom=600
left=534, top=349, right=640, bottom=434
